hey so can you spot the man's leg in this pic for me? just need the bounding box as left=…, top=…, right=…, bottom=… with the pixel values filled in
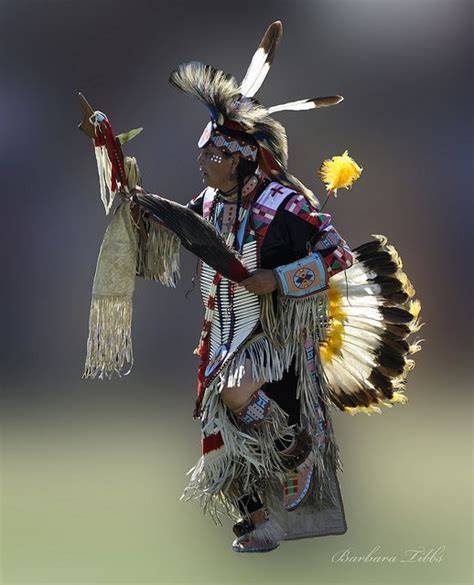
left=220, top=360, right=312, bottom=552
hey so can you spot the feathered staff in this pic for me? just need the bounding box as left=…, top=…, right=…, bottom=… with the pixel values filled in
left=78, top=93, right=250, bottom=282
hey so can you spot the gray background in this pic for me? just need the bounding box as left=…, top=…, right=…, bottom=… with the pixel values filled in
left=1, top=1, right=472, bottom=583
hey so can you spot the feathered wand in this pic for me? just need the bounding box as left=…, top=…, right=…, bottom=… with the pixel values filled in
left=78, top=93, right=250, bottom=282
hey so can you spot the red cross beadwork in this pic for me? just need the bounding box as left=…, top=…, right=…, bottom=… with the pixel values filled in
left=269, top=185, right=286, bottom=197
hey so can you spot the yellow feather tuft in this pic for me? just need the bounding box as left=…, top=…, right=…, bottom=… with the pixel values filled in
left=319, top=150, right=363, bottom=194
left=373, top=234, right=388, bottom=246
left=389, top=392, right=408, bottom=404
left=409, top=299, right=422, bottom=320
left=321, top=283, right=348, bottom=364
left=408, top=299, right=424, bottom=333
left=344, top=392, right=408, bottom=415
left=328, top=284, right=348, bottom=321
left=391, top=377, right=408, bottom=390
left=344, top=404, right=382, bottom=416
left=409, top=338, right=425, bottom=354
left=396, top=270, right=416, bottom=298
left=386, top=244, right=403, bottom=269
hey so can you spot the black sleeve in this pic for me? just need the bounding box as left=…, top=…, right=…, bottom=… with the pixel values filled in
left=260, top=199, right=320, bottom=269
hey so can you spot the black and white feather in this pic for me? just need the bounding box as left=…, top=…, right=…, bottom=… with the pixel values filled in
left=320, top=235, right=423, bottom=415
left=169, top=61, right=289, bottom=167
left=268, top=96, right=344, bottom=114
left=168, top=21, right=344, bottom=210
left=239, top=20, right=283, bottom=98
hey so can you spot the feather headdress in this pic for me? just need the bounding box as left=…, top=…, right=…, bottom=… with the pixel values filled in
left=169, top=21, right=343, bottom=208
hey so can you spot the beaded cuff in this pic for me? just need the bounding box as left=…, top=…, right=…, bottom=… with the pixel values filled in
left=273, top=252, right=328, bottom=298
left=236, top=388, right=271, bottom=426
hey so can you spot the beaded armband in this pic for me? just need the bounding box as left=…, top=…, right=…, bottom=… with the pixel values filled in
left=273, top=252, right=328, bottom=298
left=236, top=389, right=271, bottom=426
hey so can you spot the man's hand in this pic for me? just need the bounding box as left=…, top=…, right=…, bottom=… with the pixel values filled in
left=240, top=269, right=278, bottom=295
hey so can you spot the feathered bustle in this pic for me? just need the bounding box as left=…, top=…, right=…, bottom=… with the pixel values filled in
left=320, top=235, right=423, bottom=414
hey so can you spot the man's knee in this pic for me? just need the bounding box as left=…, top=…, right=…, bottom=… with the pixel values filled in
left=221, top=359, right=263, bottom=412
left=221, top=383, right=259, bottom=411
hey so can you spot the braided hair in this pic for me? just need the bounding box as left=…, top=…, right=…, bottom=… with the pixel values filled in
left=207, top=155, right=258, bottom=250
left=233, top=157, right=258, bottom=250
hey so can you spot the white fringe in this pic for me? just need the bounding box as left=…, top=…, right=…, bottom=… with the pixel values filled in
left=94, top=144, right=115, bottom=215
left=182, top=389, right=296, bottom=522
left=136, top=218, right=181, bottom=287
left=84, top=202, right=181, bottom=380
left=83, top=296, right=133, bottom=379
left=184, top=289, right=343, bottom=519
left=83, top=203, right=137, bottom=379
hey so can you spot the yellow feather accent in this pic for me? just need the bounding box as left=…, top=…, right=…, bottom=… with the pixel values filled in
left=409, top=338, right=425, bottom=354
left=396, top=270, right=416, bottom=298
left=344, top=392, right=408, bottom=415
left=408, top=298, right=424, bottom=333
left=319, top=150, right=363, bottom=194
left=386, top=244, right=403, bottom=269
left=373, top=233, right=388, bottom=246
left=330, top=305, right=347, bottom=322
left=320, top=321, right=345, bottom=363
left=328, top=285, right=347, bottom=321
left=391, top=378, right=405, bottom=389
left=389, top=392, right=408, bottom=404
left=344, top=404, right=382, bottom=416
left=403, top=359, right=416, bottom=375
left=409, top=299, right=421, bottom=320
left=320, top=284, right=347, bottom=364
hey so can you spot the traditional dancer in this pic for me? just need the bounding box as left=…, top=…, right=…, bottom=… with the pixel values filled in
left=81, top=21, right=423, bottom=553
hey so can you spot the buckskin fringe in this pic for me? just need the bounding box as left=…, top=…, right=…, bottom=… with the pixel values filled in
left=260, top=293, right=284, bottom=349
left=185, top=290, right=339, bottom=520
left=224, top=333, right=289, bottom=388
left=136, top=217, right=181, bottom=286
left=276, top=292, right=329, bottom=348
left=83, top=296, right=134, bottom=379
left=290, top=335, right=344, bottom=509
left=182, top=389, right=295, bottom=522
left=83, top=203, right=138, bottom=379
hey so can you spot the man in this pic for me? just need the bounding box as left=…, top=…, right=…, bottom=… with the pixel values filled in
left=84, top=21, right=422, bottom=554
left=128, top=33, right=354, bottom=549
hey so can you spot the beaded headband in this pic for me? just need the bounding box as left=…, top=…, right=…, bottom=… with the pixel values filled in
left=170, top=21, right=344, bottom=208
left=198, top=121, right=258, bottom=162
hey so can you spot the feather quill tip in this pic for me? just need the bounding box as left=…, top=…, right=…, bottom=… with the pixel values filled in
left=318, top=150, right=363, bottom=195
left=389, top=392, right=408, bottom=404
left=344, top=392, right=408, bottom=415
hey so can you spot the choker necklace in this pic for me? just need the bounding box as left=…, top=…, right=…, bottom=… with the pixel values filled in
left=218, top=175, right=259, bottom=202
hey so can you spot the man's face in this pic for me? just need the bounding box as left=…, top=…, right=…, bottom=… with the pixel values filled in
left=197, top=144, right=238, bottom=189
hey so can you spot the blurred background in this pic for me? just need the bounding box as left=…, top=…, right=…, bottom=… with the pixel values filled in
left=0, top=0, right=472, bottom=583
